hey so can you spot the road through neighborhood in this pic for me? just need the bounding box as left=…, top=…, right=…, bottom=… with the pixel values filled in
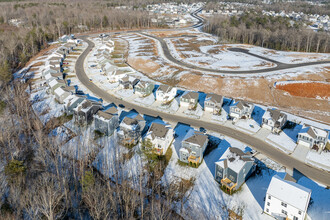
left=75, top=37, right=330, bottom=187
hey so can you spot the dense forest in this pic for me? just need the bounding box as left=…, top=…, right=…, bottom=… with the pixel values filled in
left=204, top=12, right=329, bottom=53
left=0, top=0, right=156, bottom=84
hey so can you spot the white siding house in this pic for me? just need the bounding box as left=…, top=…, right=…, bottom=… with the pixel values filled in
left=264, top=175, right=311, bottom=220
left=144, top=122, right=174, bottom=155
left=156, top=85, right=177, bottom=103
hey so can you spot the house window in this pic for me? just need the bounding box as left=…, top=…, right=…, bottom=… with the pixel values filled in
left=266, top=208, right=269, bottom=213
left=293, top=217, right=298, bottom=220
left=267, top=202, right=270, bottom=206
left=281, top=210, right=287, bottom=215
left=298, top=211, right=302, bottom=215
left=268, top=195, right=271, bottom=200
left=281, top=202, right=287, bottom=208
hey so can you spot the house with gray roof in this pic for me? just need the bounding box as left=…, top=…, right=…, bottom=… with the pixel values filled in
left=134, top=81, right=155, bottom=97
left=180, top=91, right=199, bottom=109
left=54, top=86, right=72, bottom=104
left=179, top=130, right=208, bottom=166
left=42, top=66, right=62, bottom=78
left=297, top=125, right=329, bottom=151
left=229, top=100, right=254, bottom=120
left=155, top=85, right=177, bottom=103
left=262, top=108, right=287, bottom=134
left=94, top=106, right=119, bottom=136
left=64, top=95, right=85, bottom=115
left=117, top=114, right=146, bottom=146
left=204, top=93, right=223, bottom=115
left=215, top=147, right=255, bottom=194
left=73, top=100, right=102, bottom=125
left=48, top=79, right=67, bottom=94
left=144, top=122, right=174, bottom=155
left=119, top=76, right=140, bottom=90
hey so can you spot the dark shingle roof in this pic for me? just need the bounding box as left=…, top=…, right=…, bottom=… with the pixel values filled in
left=148, top=123, right=169, bottom=139
left=184, top=132, right=208, bottom=148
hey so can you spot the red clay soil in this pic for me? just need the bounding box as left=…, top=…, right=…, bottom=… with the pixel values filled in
left=276, top=83, right=330, bottom=99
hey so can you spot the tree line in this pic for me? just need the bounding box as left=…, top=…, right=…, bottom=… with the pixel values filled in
left=0, top=0, right=158, bottom=84
left=203, top=12, right=329, bottom=53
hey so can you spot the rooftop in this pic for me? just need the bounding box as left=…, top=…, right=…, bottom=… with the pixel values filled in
left=148, top=122, right=170, bottom=139
left=267, top=175, right=311, bottom=211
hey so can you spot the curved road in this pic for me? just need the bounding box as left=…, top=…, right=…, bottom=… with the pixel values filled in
left=76, top=37, right=330, bottom=187
left=141, top=33, right=330, bottom=74
left=132, top=7, right=330, bottom=74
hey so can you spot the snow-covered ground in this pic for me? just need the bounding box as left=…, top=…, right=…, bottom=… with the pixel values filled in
left=30, top=87, right=64, bottom=125
left=92, top=133, right=147, bottom=187
left=306, top=150, right=330, bottom=172
left=116, top=89, right=134, bottom=98
left=134, top=94, right=155, bottom=106
left=248, top=46, right=330, bottom=64
left=166, top=39, right=276, bottom=71
left=266, top=132, right=297, bottom=154
left=235, top=119, right=261, bottom=134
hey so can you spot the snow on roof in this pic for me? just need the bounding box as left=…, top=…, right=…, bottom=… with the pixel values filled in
left=63, top=94, right=76, bottom=105
left=267, top=175, right=311, bottom=211
left=299, top=125, right=328, bottom=139
left=49, top=79, right=59, bottom=88
left=54, top=87, right=69, bottom=97
left=215, top=147, right=254, bottom=173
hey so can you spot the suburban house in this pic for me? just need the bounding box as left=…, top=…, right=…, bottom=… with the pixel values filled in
left=54, top=86, right=72, bottom=104
left=49, top=60, right=61, bottom=68
left=119, top=76, right=140, bottom=90
left=117, top=114, right=146, bottom=146
left=73, top=100, right=102, bottom=125
left=48, top=79, right=66, bottom=94
left=180, top=91, right=199, bottom=109
left=264, top=175, right=311, bottom=220
left=229, top=100, right=254, bottom=120
left=214, top=147, right=255, bottom=194
left=144, top=122, right=174, bottom=155
left=262, top=108, right=287, bottom=134
left=155, top=85, right=177, bottom=103
left=94, top=106, right=119, bottom=136
left=107, top=70, right=127, bottom=83
left=64, top=95, right=85, bottom=115
left=297, top=125, right=329, bottom=150
left=204, top=93, right=223, bottom=115
left=134, top=81, right=155, bottom=97
left=43, top=66, right=62, bottom=78
left=45, top=72, right=60, bottom=84
left=55, top=49, right=67, bottom=59
left=48, top=56, right=63, bottom=64
left=179, top=130, right=208, bottom=166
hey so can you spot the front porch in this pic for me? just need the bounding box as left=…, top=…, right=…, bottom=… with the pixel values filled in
left=188, top=155, right=200, bottom=166
left=153, top=147, right=163, bottom=156
left=221, top=178, right=237, bottom=195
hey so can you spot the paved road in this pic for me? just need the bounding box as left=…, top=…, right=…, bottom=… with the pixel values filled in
left=141, top=33, right=330, bottom=74
left=75, top=37, right=330, bottom=187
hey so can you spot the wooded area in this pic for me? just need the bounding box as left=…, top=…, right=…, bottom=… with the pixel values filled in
left=204, top=12, right=329, bottom=53
left=0, top=81, right=197, bottom=219
left=0, top=0, right=156, bottom=84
